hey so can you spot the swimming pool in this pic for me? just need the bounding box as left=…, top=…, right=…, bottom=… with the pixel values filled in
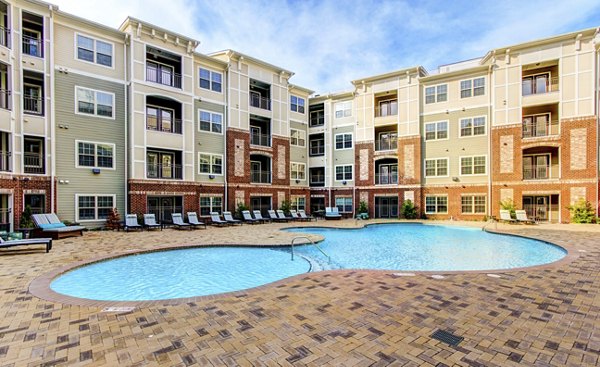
left=49, top=224, right=566, bottom=301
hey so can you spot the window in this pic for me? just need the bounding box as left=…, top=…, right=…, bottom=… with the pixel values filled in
left=335, top=197, right=353, bottom=213
left=291, top=196, right=306, bottom=211
left=200, top=196, right=222, bottom=216
left=290, top=162, right=306, bottom=180
left=460, top=156, right=486, bottom=175
left=77, top=141, right=114, bottom=169
left=24, top=194, right=45, bottom=215
left=334, top=101, right=352, bottom=118
left=425, top=158, right=448, bottom=177
left=335, top=165, right=353, bottom=181
left=309, top=135, right=324, bottom=156
left=290, top=129, right=306, bottom=147
left=198, top=110, right=222, bottom=133
left=310, top=109, right=324, bottom=126
left=461, top=195, right=486, bottom=214
left=147, top=106, right=180, bottom=134
left=425, top=195, right=448, bottom=214
left=77, top=195, right=114, bottom=221
left=425, top=121, right=448, bottom=140
left=522, top=73, right=550, bottom=95
left=76, top=87, right=114, bottom=118
left=460, top=77, right=485, bottom=98
left=76, top=34, right=113, bottom=67
left=198, top=153, right=223, bottom=175
left=199, top=68, right=222, bottom=92
left=425, top=84, right=447, bottom=104
left=335, top=133, right=352, bottom=150
left=460, top=117, right=486, bottom=137
left=290, top=96, right=305, bottom=113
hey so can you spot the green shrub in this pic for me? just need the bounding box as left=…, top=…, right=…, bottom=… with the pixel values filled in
left=401, top=199, right=418, bottom=219
left=279, top=200, right=291, bottom=215
left=357, top=201, right=368, bottom=214
left=567, top=198, right=596, bottom=224
left=20, top=205, right=34, bottom=228
left=236, top=202, right=250, bottom=218
left=499, top=198, right=516, bottom=219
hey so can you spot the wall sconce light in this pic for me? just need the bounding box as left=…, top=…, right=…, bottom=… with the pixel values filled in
left=209, top=175, right=215, bottom=179
left=92, top=168, right=101, bottom=174
left=295, top=179, right=300, bottom=184
left=342, top=180, right=347, bottom=185
left=452, top=177, right=459, bottom=182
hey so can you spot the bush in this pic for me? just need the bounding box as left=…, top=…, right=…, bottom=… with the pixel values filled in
left=279, top=200, right=291, bottom=215
left=357, top=201, right=368, bottom=214
left=567, top=198, right=596, bottom=224
left=401, top=199, right=418, bottom=219
left=20, top=205, right=34, bottom=228
left=235, top=202, right=249, bottom=218
left=499, top=198, right=516, bottom=219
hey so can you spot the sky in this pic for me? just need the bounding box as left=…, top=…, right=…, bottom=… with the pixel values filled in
left=51, top=0, right=600, bottom=94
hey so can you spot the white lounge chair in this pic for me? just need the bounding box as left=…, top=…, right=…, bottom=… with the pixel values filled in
left=276, top=210, right=293, bottom=221
left=0, top=236, right=52, bottom=253
left=171, top=213, right=192, bottom=230
left=187, top=212, right=207, bottom=229
left=290, top=210, right=308, bottom=222
left=499, top=210, right=517, bottom=224
left=325, top=207, right=342, bottom=220
left=32, top=213, right=85, bottom=239
left=124, top=214, right=142, bottom=232
left=298, top=210, right=316, bottom=222
left=253, top=210, right=270, bottom=223
left=515, top=210, right=536, bottom=224
left=242, top=210, right=261, bottom=224
left=210, top=212, right=229, bottom=226
left=268, top=210, right=287, bottom=222
left=223, top=211, right=242, bottom=225
left=143, top=214, right=162, bottom=230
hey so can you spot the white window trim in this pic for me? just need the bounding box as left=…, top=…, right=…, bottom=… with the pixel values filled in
left=424, top=120, right=449, bottom=141
left=334, top=196, right=353, bottom=213
left=334, top=133, right=353, bottom=150
left=199, top=196, right=223, bottom=216
left=75, top=194, right=116, bottom=222
left=197, top=109, right=224, bottom=135
left=74, top=86, right=116, bottom=120
left=334, top=100, right=352, bottom=119
left=458, top=115, right=487, bottom=138
left=425, top=195, right=448, bottom=214
left=459, top=155, right=487, bottom=176
left=74, top=32, right=115, bottom=69
left=424, top=83, right=448, bottom=104
left=74, top=140, right=116, bottom=170
left=197, top=152, right=224, bottom=176
left=290, top=162, right=307, bottom=181
left=523, top=153, right=553, bottom=180
left=424, top=157, right=450, bottom=178
left=198, top=67, right=223, bottom=94
left=290, top=95, right=306, bottom=114
left=290, top=128, right=306, bottom=147
left=461, top=194, right=487, bottom=214
left=459, top=77, right=486, bottom=98
left=334, top=164, right=353, bottom=181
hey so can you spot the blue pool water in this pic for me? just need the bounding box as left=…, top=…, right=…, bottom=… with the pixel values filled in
left=50, top=224, right=566, bottom=301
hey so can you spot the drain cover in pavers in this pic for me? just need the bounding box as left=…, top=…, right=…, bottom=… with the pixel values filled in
left=431, top=329, right=464, bottom=346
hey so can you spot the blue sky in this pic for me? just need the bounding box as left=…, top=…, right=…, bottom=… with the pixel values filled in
left=53, top=0, right=600, bottom=93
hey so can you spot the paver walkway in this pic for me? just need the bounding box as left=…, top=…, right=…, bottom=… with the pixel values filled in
left=0, top=220, right=598, bottom=366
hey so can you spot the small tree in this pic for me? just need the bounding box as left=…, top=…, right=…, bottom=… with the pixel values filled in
left=401, top=199, right=418, bottom=219
left=105, top=207, right=122, bottom=230
left=279, top=200, right=292, bottom=215
left=499, top=198, right=516, bottom=219
left=235, top=202, right=249, bottom=218
left=20, top=205, right=34, bottom=228
left=357, top=201, right=368, bottom=214
left=567, top=198, right=596, bottom=224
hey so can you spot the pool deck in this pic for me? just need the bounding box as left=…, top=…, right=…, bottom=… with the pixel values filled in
left=1, top=219, right=599, bottom=366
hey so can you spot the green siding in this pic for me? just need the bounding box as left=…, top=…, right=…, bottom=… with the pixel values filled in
left=54, top=72, right=126, bottom=227
left=195, top=100, right=226, bottom=182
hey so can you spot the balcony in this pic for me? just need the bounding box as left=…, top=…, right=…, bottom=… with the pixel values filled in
left=522, top=115, right=558, bottom=138
left=249, top=79, right=271, bottom=111
left=375, top=100, right=398, bottom=117
left=24, top=152, right=44, bottom=174
left=249, top=92, right=270, bottom=110
left=146, top=63, right=182, bottom=89
left=522, top=75, right=558, bottom=96
left=309, top=104, right=325, bottom=127
left=147, top=162, right=182, bottom=180
left=521, top=62, right=559, bottom=106
left=250, top=132, right=271, bottom=147
left=22, top=34, right=42, bottom=57
left=309, top=133, right=325, bottom=157
left=375, top=172, right=398, bottom=185
left=375, top=159, right=398, bottom=185
left=375, top=137, right=397, bottom=151
left=0, top=151, right=9, bottom=172
left=146, top=97, right=183, bottom=134
left=522, top=147, right=559, bottom=181
left=250, top=116, right=271, bottom=147
left=0, top=25, right=9, bottom=48
left=523, top=165, right=549, bottom=180
left=23, top=95, right=43, bottom=115
left=250, top=154, right=271, bottom=184
left=0, top=89, right=10, bottom=110
left=250, top=170, right=271, bottom=184
left=310, top=174, right=325, bottom=187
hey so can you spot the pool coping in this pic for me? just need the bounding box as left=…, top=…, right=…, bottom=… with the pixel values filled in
left=28, top=223, right=578, bottom=307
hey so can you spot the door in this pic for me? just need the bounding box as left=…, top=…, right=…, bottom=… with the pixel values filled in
left=379, top=197, right=389, bottom=218
left=535, top=196, right=548, bottom=222
left=23, top=84, right=41, bottom=114
left=250, top=161, right=261, bottom=182
left=0, top=194, right=10, bottom=232
left=379, top=165, right=389, bottom=184
left=161, top=154, right=173, bottom=178
left=147, top=152, right=158, bottom=178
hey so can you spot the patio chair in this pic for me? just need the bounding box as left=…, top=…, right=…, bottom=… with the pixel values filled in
left=499, top=210, right=517, bottom=224
left=0, top=236, right=52, bottom=253
left=210, top=212, right=229, bottom=227
left=32, top=213, right=85, bottom=239
left=298, top=210, right=316, bottom=222
left=143, top=214, right=162, bottom=230
left=253, top=210, right=271, bottom=223
left=290, top=210, right=308, bottom=222
left=187, top=212, right=207, bottom=229
left=242, top=210, right=261, bottom=224
left=325, top=207, right=342, bottom=220
left=515, top=210, right=536, bottom=224
left=171, top=213, right=192, bottom=230
left=223, top=211, right=242, bottom=225
left=277, top=210, right=293, bottom=222
left=124, top=214, right=143, bottom=232
left=268, top=210, right=287, bottom=222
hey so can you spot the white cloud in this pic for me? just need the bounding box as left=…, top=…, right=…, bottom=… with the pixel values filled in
left=51, top=0, right=600, bottom=93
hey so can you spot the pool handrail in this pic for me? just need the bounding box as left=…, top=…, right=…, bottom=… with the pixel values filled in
left=291, top=236, right=330, bottom=264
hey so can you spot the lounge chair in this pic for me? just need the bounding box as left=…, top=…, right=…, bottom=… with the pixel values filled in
left=124, top=214, right=143, bottom=232
left=0, top=236, right=52, bottom=253
left=290, top=210, right=308, bottom=222
left=499, top=210, right=517, bottom=224
left=143, top=214, right=162, bottom=230
left=298, top=210, right=316, bottom=222
left=515, top=210, right=536, bottom=224
left=32, top=213, right=85, bottom=239
left=325, top=207, right=342, bottom=220
left=268, top=210, right=288, bottom=222
left=210, top=212, right=229, bottom=227
left=242, top=210, right=261, bottom=224
left=187, top=212, right=207, bottom=229
left=253, top=210, right=271, bottom=223
left=277, top=210, right=293, bottom=222
left=171, top=213, right=192, bottom=230
left=223, top=211, right=242, bottom=225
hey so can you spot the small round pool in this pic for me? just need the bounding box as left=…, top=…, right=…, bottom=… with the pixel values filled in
left=49, top=224, right=566, bottom=301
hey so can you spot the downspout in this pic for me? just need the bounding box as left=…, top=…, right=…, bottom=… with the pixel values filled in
left=595, top=38, right=599, bottom=218
left=49, top=5, right=55, bottom=213
left=123, top=34, right=129, bottom=214
left=224, top=53, right=232, bottom=210
left=487, top=64, right=493, bottom=217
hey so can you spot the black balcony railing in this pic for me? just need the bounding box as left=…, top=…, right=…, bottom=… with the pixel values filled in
left=147, top=163, right=183, bottom=180
left=0, top=151, right=10, bottom=172
left=523, top=166, right=550, bottom=180
left=0, top=26, right=10, bottom=48
left=23, top=95, right=43, bottom=115
left=251, top=170, right=271, bottom=184
left=0, top=89, right=10, bottom=110
left=24, top=153, right=44, bottom=174
left=146, top=64, right=182, bottom=89
left=375, top=138, right=398, bottom=151
left=522, top=118, right=559, bottom=138
left=146, top=118, right=182, bottom=134
left=249, top=93, right=271, bottom=110
left=250, top=132, right=271, bottom=147
left=375, top=173, right=398, bottom=185
left=522, top=76, right=559, bottom=96
left=310, top=174, right=325, bottom=187
left=375, top=102, right=398, bottom=117
left=22, top=34, right=42, bottom=57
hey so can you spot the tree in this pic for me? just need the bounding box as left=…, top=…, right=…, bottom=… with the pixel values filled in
left=357, top=201, right=368, bottom=214
left=20, top=205, right=34, bottom=228
left=401, top=200, right=418, bottom=219
left=499, top=198, right=516, bottom=219
left=105, top=208, right=122, bottom=230
left=279, top=200, right=291, bottom=215
left=567, top=198, right=596, bottom=224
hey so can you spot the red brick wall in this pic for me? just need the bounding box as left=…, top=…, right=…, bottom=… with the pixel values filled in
left=397, top=136, right=421, bottom=185
left=423, top=185, right=488, bottom=221
left=354, top=142, right=373, bottom=187
left=0, top=175, right=54, bottom=228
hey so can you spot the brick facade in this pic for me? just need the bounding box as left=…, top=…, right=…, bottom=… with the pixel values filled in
left=0, top=175, right=54, bottom=229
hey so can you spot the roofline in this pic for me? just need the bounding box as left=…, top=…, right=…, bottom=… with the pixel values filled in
left=119, top=16, right=201, bottom=48
left=420, top=65, right=490, bottom=83
left=54, top=9, right=126, bottom=39
left=209, top=50, right=295, bottom=77
left=288, top=84, right=315, bottom=95
left=193, top=52, right=229, bottom=67
left=351, top=66, right=427, bottom=85
left=310, top=90, right=354, bottom=102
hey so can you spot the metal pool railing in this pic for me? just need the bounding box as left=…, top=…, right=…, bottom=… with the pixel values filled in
left=290, top=236, right=331, bottom=264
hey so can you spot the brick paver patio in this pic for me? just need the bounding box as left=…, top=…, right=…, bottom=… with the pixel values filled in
left=0, top=220, right=598, bottom=366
